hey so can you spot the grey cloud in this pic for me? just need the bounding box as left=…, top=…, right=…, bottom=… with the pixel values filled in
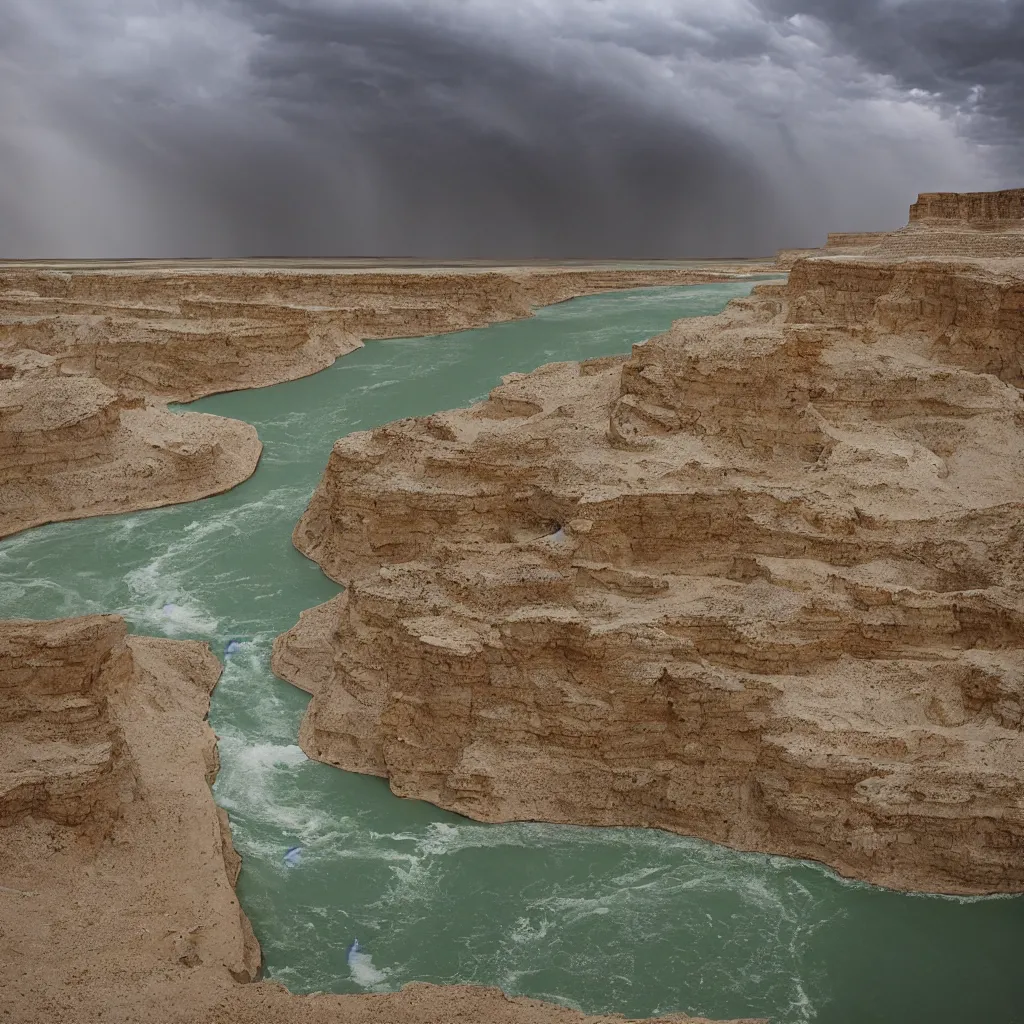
left=235, top=3, right=776, bottom=255
left=0, top=0, right=1007, bottom=257
left=760, top=1, right=1024, bottom=151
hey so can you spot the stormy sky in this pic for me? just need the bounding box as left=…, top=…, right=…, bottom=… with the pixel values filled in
left=0, top=1, right=1021, bottom=258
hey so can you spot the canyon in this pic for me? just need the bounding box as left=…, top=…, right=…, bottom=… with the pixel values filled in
left=5, top=189, right=1024, bottom=1022
left=273, top=193, right=1024, bottom=895
left=0, top=261, right=762, bottom=538
left=0, top=614, right=755, bottom=1024
left=0, top=266, right=769, bottom=1022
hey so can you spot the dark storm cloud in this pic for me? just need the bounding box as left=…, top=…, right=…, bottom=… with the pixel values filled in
left=227, top=2, right=775, bottom=257
left=761, top=0, right=1024, bottom=146
left=0, top=0, right=1010, bottom=257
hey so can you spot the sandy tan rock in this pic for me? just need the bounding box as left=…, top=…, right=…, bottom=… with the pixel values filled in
left=909, top=188, right=1024, bottom=224
left=274, top=211, right=1024, bottom=895
left=0, top=615, right=757, bottom=1024
left=0, top=263, right=766, bottom=402
left=1, top=615, right=260, bottom=1020
left=0, top=375, right=262, bottom=537
left=776, top=188, right=1024, bottom=266
left=0, top=261, right=767, bottom=539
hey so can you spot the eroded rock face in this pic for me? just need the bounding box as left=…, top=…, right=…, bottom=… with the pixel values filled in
left=0, top=265, right=758, bottom=401
left=1, top=614, right=756, bottom=1024
left=910, top=188, right=1024, bottom=224
left=777, top=189, right=1024, bottom=267
left=0, top=375, right=261, bottom=537
left=0, top=262, right=763, bottom=538
left=1, top=615, right=262, bottom=1019
left=0, top=616, right=137, bottom=829
left=274, top=252, right=1024, bottom=895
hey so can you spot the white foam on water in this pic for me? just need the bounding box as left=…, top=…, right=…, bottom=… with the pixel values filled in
left=530, top=893, right=614, bottom=928
left=353, top=379, right=401, bottom=395
left=259, top=411, right=310, bottom=429
left=218, top=634, right=273, bottom=669
left=404, top=820, right=568, bottom=857
left=264, top=965, right=303, bottom=987
left=234, top=741, right=308, bottom=771
left=783, top=978, right=817, bottom=1023
left=112, top=514, right=145, bottom=541
left=214, top=736, right=338, bottom=842
left=607, top=865, right=672, bottom=888
left=348, top=949, right=391, bottom=991
left=0, top=575, right=116, bottom=620
left=0, top=532, right=37, bottom=560
left=124, top=540, right=220, bottom=638
left=147, top=599, right=218, bottom=636
left=509, top=916, right=553, bottom=944
left=120, top=486, right=309, bottom=637
left=328, top=845, right=422, bottom=869
left=525, top=991, right=584, bottom=1014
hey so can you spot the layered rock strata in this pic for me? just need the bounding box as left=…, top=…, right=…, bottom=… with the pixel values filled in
left=776, top=188, right=1024, bottom=266
left=1, top=615, right=261, bottom=1019
left=0, top=264, right=766, bottom=401
left=0, top=375, right=261, bottom=537
left=0, top=262, right=764, bottom=538
left=274, top=250, right=1024, bottom=895
left=910, top=188, right=1024, bottom=224
left=0, top=615, right=755, bottom=1024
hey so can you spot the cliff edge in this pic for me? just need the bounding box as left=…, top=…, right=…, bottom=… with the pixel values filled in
left=1, top=615, right=261, bottom=1019
left=0, top=262, right=764, bottom=538
left=0, top=614, right=758, bottom=1024
left=0, top=375, right=261, bottom=537
left=274, top=226, right=1024, bottom=894
left=777, top=187, right=1024, bottom=266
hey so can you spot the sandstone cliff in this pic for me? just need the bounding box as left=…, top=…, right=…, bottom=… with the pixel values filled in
left=1, top=615, right=261, bottom=1018
left=0, top=375, right=261, bottom=537
left=0, top=615, right=757, bottom=1024
left=909, top=188, right=1024, bottom=224
left=0, top=264, right=765, bottom=402
left=0, top=262, right=765, bottom=538
left=777, top=189, right=1024, bottom=266
left=274, top=248, right=1024, bottom=895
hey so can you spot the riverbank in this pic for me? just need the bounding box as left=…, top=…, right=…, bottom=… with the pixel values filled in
left=4, top=280, right=1022, bottom=1023
left=0, top=261, right=771, bottom=539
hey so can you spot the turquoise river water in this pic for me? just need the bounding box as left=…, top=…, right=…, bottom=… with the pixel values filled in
left=1, top=282, right=1022, bottom=1023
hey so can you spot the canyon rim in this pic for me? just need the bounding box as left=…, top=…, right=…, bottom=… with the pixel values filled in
left=273, top=190, right=1024, bottom=896
left=4, top=187, right=1024, bottom=1023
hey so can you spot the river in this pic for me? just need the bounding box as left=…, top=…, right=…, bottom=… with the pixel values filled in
left=2, top=280, right=1021, bottom=1023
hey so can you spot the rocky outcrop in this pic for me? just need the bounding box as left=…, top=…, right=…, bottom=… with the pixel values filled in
left=909, top=188, right=1024, bottom=225
left=0, top=616, right=137, bottom=829
left=1, top=615, right=262, bottom=1018
left=0, top=375, right=261, bottom=537
left=0, top=614, right=757, bottom=1024
left=0, top=264, right=762, bottom=402
left=274, top=248, right=1024, bottom=895
left=776, top=188, right=1024, bottom=266
left=0, top=262, right=767, bottom=538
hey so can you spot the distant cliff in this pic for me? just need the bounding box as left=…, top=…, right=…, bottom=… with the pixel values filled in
left=777, top=186, right=1024, bottom=266
left=910, top=188, right=1024, bottom=224
left=0, top=262, right=766, bottom=538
